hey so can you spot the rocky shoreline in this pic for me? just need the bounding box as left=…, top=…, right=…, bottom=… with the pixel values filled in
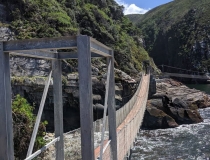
left=37, top=130, right=108, bottom=160
left=142, top=78, right=210, bottom=129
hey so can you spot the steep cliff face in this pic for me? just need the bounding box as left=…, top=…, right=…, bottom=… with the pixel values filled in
left=128, top=0, right=210, bottom=72
left=0, top=0, right=150, bottom=73
left=10, top=57, right=139, bottom=132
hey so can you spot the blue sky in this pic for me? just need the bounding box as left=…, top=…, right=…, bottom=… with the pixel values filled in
left=115, top=0, right=173, bottom=15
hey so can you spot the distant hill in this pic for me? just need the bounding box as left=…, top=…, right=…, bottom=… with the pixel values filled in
left=128, top=0, right=210, bottom=72
left=126, top=14, right=144, bottom=25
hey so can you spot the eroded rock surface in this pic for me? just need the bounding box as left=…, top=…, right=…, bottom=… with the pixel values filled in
left=142, top=78, right=210, bottom=129
left=10, top=55, right=140, bottom=132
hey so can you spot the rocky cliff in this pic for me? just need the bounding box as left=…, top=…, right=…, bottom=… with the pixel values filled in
left=10, top=54, right=140, bottom=132
left=142, top=78, right=210, bottom=129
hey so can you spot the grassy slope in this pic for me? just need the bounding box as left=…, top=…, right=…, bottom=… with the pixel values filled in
left=128, top=0, right=210, bottom=71
left=0, top=0, right=150, bottom=75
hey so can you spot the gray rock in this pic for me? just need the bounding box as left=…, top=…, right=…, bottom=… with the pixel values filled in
left=93, top=94, right=102, bottom=101
left=142, top=106, right=178, bottom=129
left=10, top=57, right=51, bottom=77
left=92, top=66, right=99, bottom=75
left=142, top=78, right=207, bottom=129
left=172, top=98, right=188, bottom=109
left=0, top=27, right=14, bottom=41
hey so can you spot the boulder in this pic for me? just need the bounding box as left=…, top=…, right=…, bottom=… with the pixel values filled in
left=164, top=96, right=203, bottom=124
left=143, top=93, right=204, bottom=129
left=172, top=98, right=188, bottom=109
left=142, top=106, right=178, bottom=129
left=185, top=109, right=203, bottom=123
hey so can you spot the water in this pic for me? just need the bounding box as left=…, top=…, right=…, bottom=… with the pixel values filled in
left=186, top=84, right=210, bottom=94
left=131, top=107, right=210, bottom=160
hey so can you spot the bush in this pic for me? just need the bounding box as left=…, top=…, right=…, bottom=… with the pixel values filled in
left=12, top=94, right=47, bottom=159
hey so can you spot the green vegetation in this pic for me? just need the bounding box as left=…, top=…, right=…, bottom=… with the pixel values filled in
left=12, top=94, right=47, bottom=159
left=0, top=0, right=150, bottom=75
left=128, top=0, right=210, bottom=72
left=9, top=0, right=78, bottom=39
left=126, top=14, right=144, bottom=25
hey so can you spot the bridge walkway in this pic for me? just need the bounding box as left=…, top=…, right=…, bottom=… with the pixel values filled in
left=94, top=74, right=150, bottom=160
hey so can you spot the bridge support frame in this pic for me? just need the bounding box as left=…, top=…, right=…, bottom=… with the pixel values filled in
left=107, top=52, right=118, bottom=160
left=77, top=36, right=95, bottom=160
left=0, top=42, right=14, bottom=160
left=52, top=54, right=64, bottom=160
left=0, top=35, right=116, bottom=160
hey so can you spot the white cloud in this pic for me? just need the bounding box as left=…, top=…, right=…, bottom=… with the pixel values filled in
left=124, top=4, right=149, bottom=15
left=115, top=0, right=149, bottom=15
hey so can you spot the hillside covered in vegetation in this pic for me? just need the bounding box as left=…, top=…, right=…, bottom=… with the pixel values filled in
left=0, top=0, right=150, bottom=74
left=128, top=0, right=210, bottom=72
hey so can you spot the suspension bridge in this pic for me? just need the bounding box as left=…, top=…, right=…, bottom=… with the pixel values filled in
left=0, top=35, right=152, bottom=160
left=160, top=65, right=210, bottom=80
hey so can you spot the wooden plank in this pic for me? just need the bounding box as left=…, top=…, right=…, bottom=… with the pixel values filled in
left=90, top=48, right=111, bottom=57
left=0, top=45, right=14, bottom=160
left=99, top=58, right=111, bottom=160
left=25, top=137, right=60, bottom=160
left=90, top=38, right=111, bottom=56
left=107, top=50, right=118, bottom=160
left=3, top=36, right=76, bottom=52
left=10, top=50, right=56, bottom=59
left=77, top=35, right=95, bottom=160
left=103, top=140, right=111, bottom=153
left=52, top=56, right=64, bottom=160
left=10, top=50, right=104, bottom=60
left=58, top=52, right=104, bottom=59
left=90, top=37, right=112, bottom=50
left=26, top=71, right=52, bottom=157
left=91, top=52, right=104, bottom=58
left=58, top=52, right=78, bottom=59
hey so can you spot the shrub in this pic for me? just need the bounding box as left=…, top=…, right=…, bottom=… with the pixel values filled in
left=12, top=94, right=47, bottom=159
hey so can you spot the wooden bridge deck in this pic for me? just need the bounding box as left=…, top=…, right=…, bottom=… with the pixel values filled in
left=94, top=74, right=150, bottom=160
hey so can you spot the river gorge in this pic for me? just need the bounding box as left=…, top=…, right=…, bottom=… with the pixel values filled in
left=131, top=82, right=210, bottom=160
left=131, top=107, right=210, bottom=160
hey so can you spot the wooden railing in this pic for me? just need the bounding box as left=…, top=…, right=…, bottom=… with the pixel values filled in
left=95, top=74, right=150, bottom=160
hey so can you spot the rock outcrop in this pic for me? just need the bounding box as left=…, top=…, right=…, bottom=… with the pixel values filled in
left=10, top=55, right=140, bottom=132
left=162, top=96, right=203, bottom=125
left=142, top=78, right=210, bottom=129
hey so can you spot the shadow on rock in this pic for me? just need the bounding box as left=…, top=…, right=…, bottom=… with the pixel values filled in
left=142, top=95, right=203, bottom=129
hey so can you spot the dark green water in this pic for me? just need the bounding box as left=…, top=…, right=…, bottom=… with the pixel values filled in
left=186, top=84, right=210, bottom=94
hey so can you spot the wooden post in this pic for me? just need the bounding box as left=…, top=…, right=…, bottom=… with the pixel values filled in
left=99, top=58, right=111, bottom=160
left=26, top=71, right=52, bottom=157
left=0, top=42, right=14, bottom=160
left=107, top=50, right=118, bottom=160
left=52, top=55, right=64, bottom=160
left=77, top=35, right=95, bottom=160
